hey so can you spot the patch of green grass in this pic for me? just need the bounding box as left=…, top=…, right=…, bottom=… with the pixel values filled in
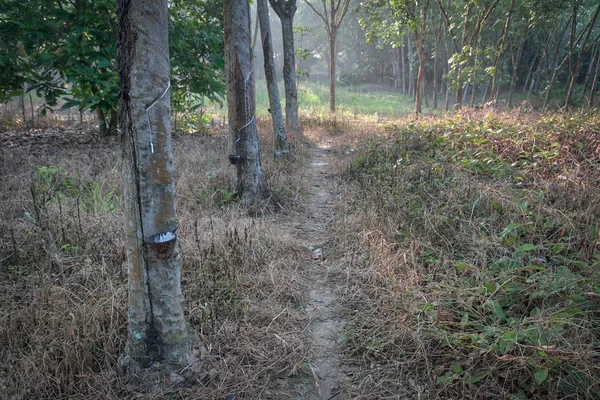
left=203, top=80, right=418, bottom=122
left=342, top=111, right=600, bottom=398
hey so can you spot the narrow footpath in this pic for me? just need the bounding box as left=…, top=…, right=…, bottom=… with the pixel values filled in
left=287, top=141, right=351, bottom=400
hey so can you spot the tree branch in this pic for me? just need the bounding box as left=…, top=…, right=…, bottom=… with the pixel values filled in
left=304, top=0, right=330, bottom=37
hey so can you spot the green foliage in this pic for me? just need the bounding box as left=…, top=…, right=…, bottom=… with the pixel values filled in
left=0, top=0, right=225, bottom=126
left=169, top=0, right=225, bottom=114
left=34, top=166, right=119, bottom=214
left=344, top=112, right=600, bottom=398
left=0, top=0, right=118, bottom=128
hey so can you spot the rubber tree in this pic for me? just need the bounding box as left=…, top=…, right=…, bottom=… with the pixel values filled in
left=490, top=0, right=515, bottom=104
left=564, top=1, right=600, bottom=108
left=413, top=0, right=430, bottom=115
left=258, top=0, right=288, bottom=156
left=224, top=0, right=268, bottom=205
left=304, top=0, right=351, bottom=113
left=117, top=0, right=192, bottom=367
left=436, top=0, right=500, bottom=109
left=269, top=0, right=300, bottom=131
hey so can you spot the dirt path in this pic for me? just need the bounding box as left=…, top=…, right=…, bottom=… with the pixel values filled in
left=286, top=141, right=350, bottom=399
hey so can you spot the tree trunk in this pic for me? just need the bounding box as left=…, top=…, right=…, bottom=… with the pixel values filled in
left=329, top=30, right=337, bottom=113
left=390, top=48, right=399, bottom=91
left=98, top=108, right=118, bottom=137
left=224, top=0, right=267, bottom=205
left=281, top=16, right=300, bottom=130
left=29, top=93, right=34, bottom=128
left=414, top=37, right=423, bottom=114
left=443, top=36, right=450, bottom=111
left=257, top=0, right=287, bottom=156
left=251, top=5, right=260, bottom=81
left=97, top=108, right=108, bottom=137
left=523, top=55, right=536, bottom=95
left=491, top=0, right=515, bottom=103
left=455, top=67, right=463, bottom=109
left=401, top=42, right=407, bottom=95
left=117, top=0, right=191, bottom=367
left=454, top=2, right=473, bottom=110
left=581, top=42, right=598, bottom=102
left=414, top=0, right=429, bottom=115
left=589, top=47, right=600, bottom=107
left=20, top=90, right=26, bottom=127
left=507, top=32, right=526, bottom=108
left=270, top=0, right=300, bottom=132
left=407, top=34, right=414, bottom=97
left=109, top=109, right=118, bottom=135
left=433, top=11, right=442, bottom=110
left=481, top=78, right=490, bottom=104
left=565, top=2, right=600, bottom=108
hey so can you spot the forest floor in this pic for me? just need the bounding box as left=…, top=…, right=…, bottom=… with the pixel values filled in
left=0, top=119, right=359, bottom=400
left=2, top=110, right=600, bottom=399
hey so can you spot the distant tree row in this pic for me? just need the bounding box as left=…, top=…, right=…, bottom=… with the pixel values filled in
left=347, top=0, right=600, bottom=113
left=291, top=0, right=600, bottom=114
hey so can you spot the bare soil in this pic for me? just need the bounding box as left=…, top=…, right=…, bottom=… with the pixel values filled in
left=282, top=142, right=351, bottom=399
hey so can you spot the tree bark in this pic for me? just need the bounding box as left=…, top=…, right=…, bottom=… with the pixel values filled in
left=20, top=90, right=26, bottom=127
left=390, top=47, right=399, bottom=91
left=117, top=0, right=191, bottom=367
left=257, top=0, right=287, bottom=156
left=523, top=55, right=536, bottom=95
left=329, top=30, right=337, bottom=113
left=407, top=34, right=414, bottom=97
left=580, top=42, right=598, bottom=102
left=413, top=0, right=429, bottom=115
left=589, top=46, right=600, bottom=107
left=432, top=9, right=443, bottom=110
left=507, top=32, right=526, bottom=108
left=224, top=0, right=267, bottom=205
left=29, top=93, right=34, bottom=128
left=491, top=0, right=515, bottom=103
left=401, top=42, right=407, bottom=95
left=97, top=108, right=108, bottom=136
left=565, top=1, right=600, bottom=108
left=269, top=0, right=300, bottom=131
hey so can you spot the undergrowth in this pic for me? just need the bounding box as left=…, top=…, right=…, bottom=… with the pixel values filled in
left=0, top=121, right=312, bottom=399
left=340, top=110, right=600, bottom=399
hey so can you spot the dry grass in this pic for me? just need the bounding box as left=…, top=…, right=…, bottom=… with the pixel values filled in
left=0, top=116, right=316, bottom=399
left=333, top=109, right=600, bottom=399
left=4, top=107, right=598, bottom=399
